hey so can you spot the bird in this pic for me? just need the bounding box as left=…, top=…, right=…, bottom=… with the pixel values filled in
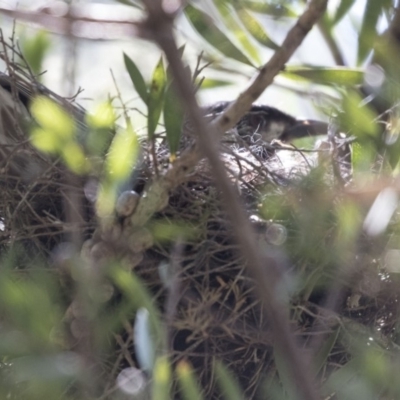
left=203, top=101, right=329, bottom=145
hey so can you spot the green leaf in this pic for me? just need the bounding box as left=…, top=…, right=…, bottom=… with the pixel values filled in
left=357, top=0, right=384, bottom=64
left=106, top=124, right=139, bottom=181
left=185, top=4, right=254, bottom=66
left=213, top=0, right=260, bottom=64
left=124, top=53, right=148, bottom=105
left=236, top=8, right=279, bottom=50
left=214, top=361, right=244, bottom=400
left=163, top=83, right=183, bottom=156
left=61, top=141, right=89, bottom=175
left=21, top=30, right=51, bottom=76
left=321, top=358, right=359, bottom=398
left=199, top=78, right=233, bottom=89
left=176, top=361, right=203, bottom=400
left=313, top=326, right=340, bottom=375
left=31, top=96, right=76, bottom=140
left=152, top=357, right=172, bottom=400
left=273, top=346, right=297, bottom=399
left=332, top=0, right=356, bottom=25
left=148, top=57, right=166, bottom=140
left=111, top=267, right=162, bottom=338
left=340, top=90, right=379, bottom=138
left=351, top=141, right=375, bottom=173
left=30, top=127, right=61, bottom=153
left=239, top=0, right=296, bottom=17
left=282, top=66, right=365, bottom=86
left=86, top=101, right=116, bottom=129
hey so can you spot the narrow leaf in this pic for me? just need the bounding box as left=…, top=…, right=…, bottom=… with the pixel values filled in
left=111, top=268, right=162, bottom=339
left=332, top=0, right=356, bottom=25
left=152, top=357, right=172, bottom=400
left=213, top=0, right=260, bottom=63
left=239, top=0, right=296, bottom=17
left=199, top=78, right=233, bottom=89
left=237, top=8, right=279, bottom=50
left=124, top=53, right=148, bottom=105
left=282, top=66, right=364, bottom=86
left=21, top=30, right=51, bottom=76
left=176, top=361, right=203, bottom=400
left=214, top=361, right=244, bottom=400
left=340, top=90, right=379, bottom=138
left=357, top=0, right=382, bottom=64
left=31, top=96, right=75, bottom=139
left=106, top=124, right=139, bottom=181
left=163, top=83, right=183, bottom=156
left=273, top=347, right=297, bottom=399
left=185, top=4, right=254, bottom=66
left=61, top=141, right=89, bottom=175
left=314, top=326, right=340, bottom=375
left=148, top=57, right=166, bottom=139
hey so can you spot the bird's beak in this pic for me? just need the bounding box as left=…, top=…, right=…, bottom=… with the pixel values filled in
left=280, top=120, right=329, bottom=141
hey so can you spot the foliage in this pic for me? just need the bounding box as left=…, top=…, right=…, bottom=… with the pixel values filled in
left=0, top=1, right=400, bottom=400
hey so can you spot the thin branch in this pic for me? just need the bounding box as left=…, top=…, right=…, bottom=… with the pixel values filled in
left=211, top=0, right=329, bottom=134
left=138, top=1, right=328, bottom=400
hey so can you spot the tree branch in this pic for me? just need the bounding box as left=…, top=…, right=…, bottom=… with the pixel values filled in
left=212, top=0, right=328, bottom=134
left=136, top=1, right=328, bottom=399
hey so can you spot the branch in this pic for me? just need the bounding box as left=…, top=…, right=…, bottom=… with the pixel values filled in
left=212, top=0, right=328, bottom=134
left=137, top=1, right=328, bottom=399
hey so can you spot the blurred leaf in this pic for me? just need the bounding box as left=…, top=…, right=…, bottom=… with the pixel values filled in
left=20, top=30, right=51, bottom=77
left=86, top=127, right=114, bottom=157
left=12, top=352, right=83, bottom=382
left=124, top=53, right=148, bottom=105
left=96, top=181, right=118, bottom=218
left=214, top=361, right=244, bottom=400
left=150, top=219, right=198, bottom=243
left=111, top=267, right=162, bottom=338
left=61, top=141, right=89, bottom=175
left=273, top=347, right=296, bottom=399
left=335, top=201, right=362, bottom=247
left=314, top=326, right=340, bottom=375
left=362, top=347, right=391, bottom=390
left=148, top=57, right=166, bottom=139
left=357, top=0, right=389, bottom=64
left=282, top=66, right=364, bottom=86
left=134, top=308, right=156, bottom=372
left=30, top=127, right=61, bottom=153
left=176, top=361, right=203, bottom=400
left=163, top=83, right=183, bottom=156
left=31, top=96, right=75, bottom=140
left=213, top=0, right=260, bottom=63
left=351, top=141, right=375, bottom=173
left=332, top=0, right=356, bottom=25
left=321, top=358, right=364, bottom=399
left=152, top=356, right=172, bottom=400
left=85, top=102, right=116, bottom=156
left=340, top=90, right=379, bottom=138
left=106, top=124, right=139, bottom=181
left=0, top=270, right=62, bottom=348
left=236, top=8, right=279, bottom=50
left=185, top=4, right=254, bottom=66
left=199, top=78, right=233, bottom=89
left=239, top=0, right=296, bottom=17
left=86, top=101, right=116, bottom=129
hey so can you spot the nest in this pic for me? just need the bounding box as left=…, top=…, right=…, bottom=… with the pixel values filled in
left=1, top=49, right=400, bottom=400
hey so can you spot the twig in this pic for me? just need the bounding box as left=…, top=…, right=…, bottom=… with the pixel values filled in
left=138, top=1, right=328, bottom=400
